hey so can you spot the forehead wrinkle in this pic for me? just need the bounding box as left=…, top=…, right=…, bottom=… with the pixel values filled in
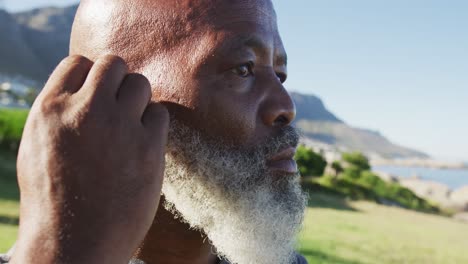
left=212, top=32, right=287, bottom=68
left=209, top=4, right=277, bottom=30
left=113, top=2, right=203, bottom=51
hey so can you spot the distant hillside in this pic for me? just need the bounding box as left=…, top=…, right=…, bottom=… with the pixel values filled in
left=292, top=93, right=428, bottom=159
left=14, top=5, right=78, bottom=79
left=291, top=92, right=342, bottom=123
left=0, top=6, right=77, bottom=83
left=0, top=9, right=46, bottom=81
left=0, top=5, right=428, bottom=159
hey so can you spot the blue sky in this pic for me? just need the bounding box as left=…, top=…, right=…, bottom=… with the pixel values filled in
left=272, top=0, right=468, bottom=161
left=4, top=1, right=468, bottom=161
left=2, top=0, right=76, bottom=11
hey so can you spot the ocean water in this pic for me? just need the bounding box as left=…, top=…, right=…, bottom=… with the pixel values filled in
left=373, top=166, right=468, bottom=190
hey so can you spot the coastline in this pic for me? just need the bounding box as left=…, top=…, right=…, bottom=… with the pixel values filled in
left=373, top=168, right=468, bottom=215
left=371, top=158, right=468, bottom=170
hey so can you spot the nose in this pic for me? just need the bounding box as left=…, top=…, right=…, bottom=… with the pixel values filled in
left=260, top=85, right=296, bottom=128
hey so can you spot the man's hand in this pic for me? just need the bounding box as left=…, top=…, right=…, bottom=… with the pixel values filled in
left=11, top=55, right=169, bottom=264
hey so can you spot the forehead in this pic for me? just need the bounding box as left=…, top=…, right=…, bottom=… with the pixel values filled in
left=99, top=0, right=284, bottom=75
left=167, top=0, right=285, bottom=64
left=137, top=0, right=279, bottom=41
left=135, top=0, right=277, bottom=27
left=198, top=0, right=277, bottom=28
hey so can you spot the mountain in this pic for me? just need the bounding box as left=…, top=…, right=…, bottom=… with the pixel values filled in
left=0, top=9, right=47, bottom=81
left=0, top=5, right=428, bottom=159
left=0, top=5, right=77, bottom=83
left=292, top=92, right=428, bottom=159
left=291, top=92, right=342, bottom=123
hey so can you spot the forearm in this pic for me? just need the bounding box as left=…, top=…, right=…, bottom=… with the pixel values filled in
left=10, top=222, right=127, bottom=264
left=10, top=228, right=135, bottom=264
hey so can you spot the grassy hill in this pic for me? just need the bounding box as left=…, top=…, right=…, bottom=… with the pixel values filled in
left=0, top=150, right=20, bottom=253
left=299, top=192, right=468, bottom=264
left=0, top=200, right=18, bottom=253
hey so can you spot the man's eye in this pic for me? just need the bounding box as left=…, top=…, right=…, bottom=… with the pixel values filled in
left=232, top=62, right=254, bottom=77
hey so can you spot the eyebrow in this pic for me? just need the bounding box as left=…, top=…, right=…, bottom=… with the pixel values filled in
left=242, top=35, right=288, bottom=66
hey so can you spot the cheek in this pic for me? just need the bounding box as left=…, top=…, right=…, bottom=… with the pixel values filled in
left=194, top=71, right=279, bottom=144
left=149, top=63, right=260, bottom=145
left=199, top=88, right=259, bottom=144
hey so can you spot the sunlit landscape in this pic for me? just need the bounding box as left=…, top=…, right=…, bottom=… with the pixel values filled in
left=1, top=1, right=468, bottom=263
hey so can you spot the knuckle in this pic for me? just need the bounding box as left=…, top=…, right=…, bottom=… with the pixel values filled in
left=120, top=74, right=152, bottom=103
left=98, top=54, right=128, bottom=71
left=131, top=73, right=152, bottom=95
left=61, top=55, right=92, bottom=68
left=36, top=94, right=65, bottom=116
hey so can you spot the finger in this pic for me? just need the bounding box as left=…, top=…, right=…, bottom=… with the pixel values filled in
left=141, top=102, right=169, bottom=185
left=79, top=55, right=128, bottom=101
left=142, top=102, right=169, bottom=144
left=41, top=55, right=93, bottom=97
left=117, top=73, right=152, bottom=118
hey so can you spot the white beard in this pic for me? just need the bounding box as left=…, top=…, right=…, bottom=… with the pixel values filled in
left=161, top=120, right=307, bottom=264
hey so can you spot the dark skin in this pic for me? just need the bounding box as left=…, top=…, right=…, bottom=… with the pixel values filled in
left=11, top=0, right=296, bottom=263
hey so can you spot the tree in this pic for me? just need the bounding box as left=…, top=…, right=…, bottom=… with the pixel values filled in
left=294, top=145, right=327, bottom=177
left=331, top=160, right=344, bottom=176
left=342, top=151, right=370, bottom=171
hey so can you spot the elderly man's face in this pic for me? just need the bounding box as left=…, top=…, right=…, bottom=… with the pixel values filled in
left=146, top=1, right=295, bottom=151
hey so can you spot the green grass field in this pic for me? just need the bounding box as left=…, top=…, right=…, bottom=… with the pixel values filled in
left=1, top=150, right=468, bottom=262
left=0, top=150, right=19, bottom=253
left=0, top=200, right=18, bottom=253
left=299, top=192, right=468, bottom=264
left=0, top=108, right=28, bottom=153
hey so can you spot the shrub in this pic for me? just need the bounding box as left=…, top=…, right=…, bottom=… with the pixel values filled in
left=331, top=161, right=344, bottom=175
left=0, top=109, right=29, bottom=152
left=295, top=145, right=327, bottom=177
left=314, top=151, right=440, bottom=213
left=342, top=151, right=370, bottom=171
left=319, top=174, right=378, bottom=201
left=323, top=169, right=439, bottom=213
left=342, top=167, right=361, bottom=179
left=357, top=170, right=386, bottom=189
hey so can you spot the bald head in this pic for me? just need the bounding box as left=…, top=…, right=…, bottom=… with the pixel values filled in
left=71, top=0, right=276, bottom=73
left=71, top=0, right=198, bottom=70
left=70, top=0, right=285, bottom=119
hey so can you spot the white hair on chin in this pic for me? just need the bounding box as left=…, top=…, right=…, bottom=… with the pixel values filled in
left=162, top=120, right=307, bottom=264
